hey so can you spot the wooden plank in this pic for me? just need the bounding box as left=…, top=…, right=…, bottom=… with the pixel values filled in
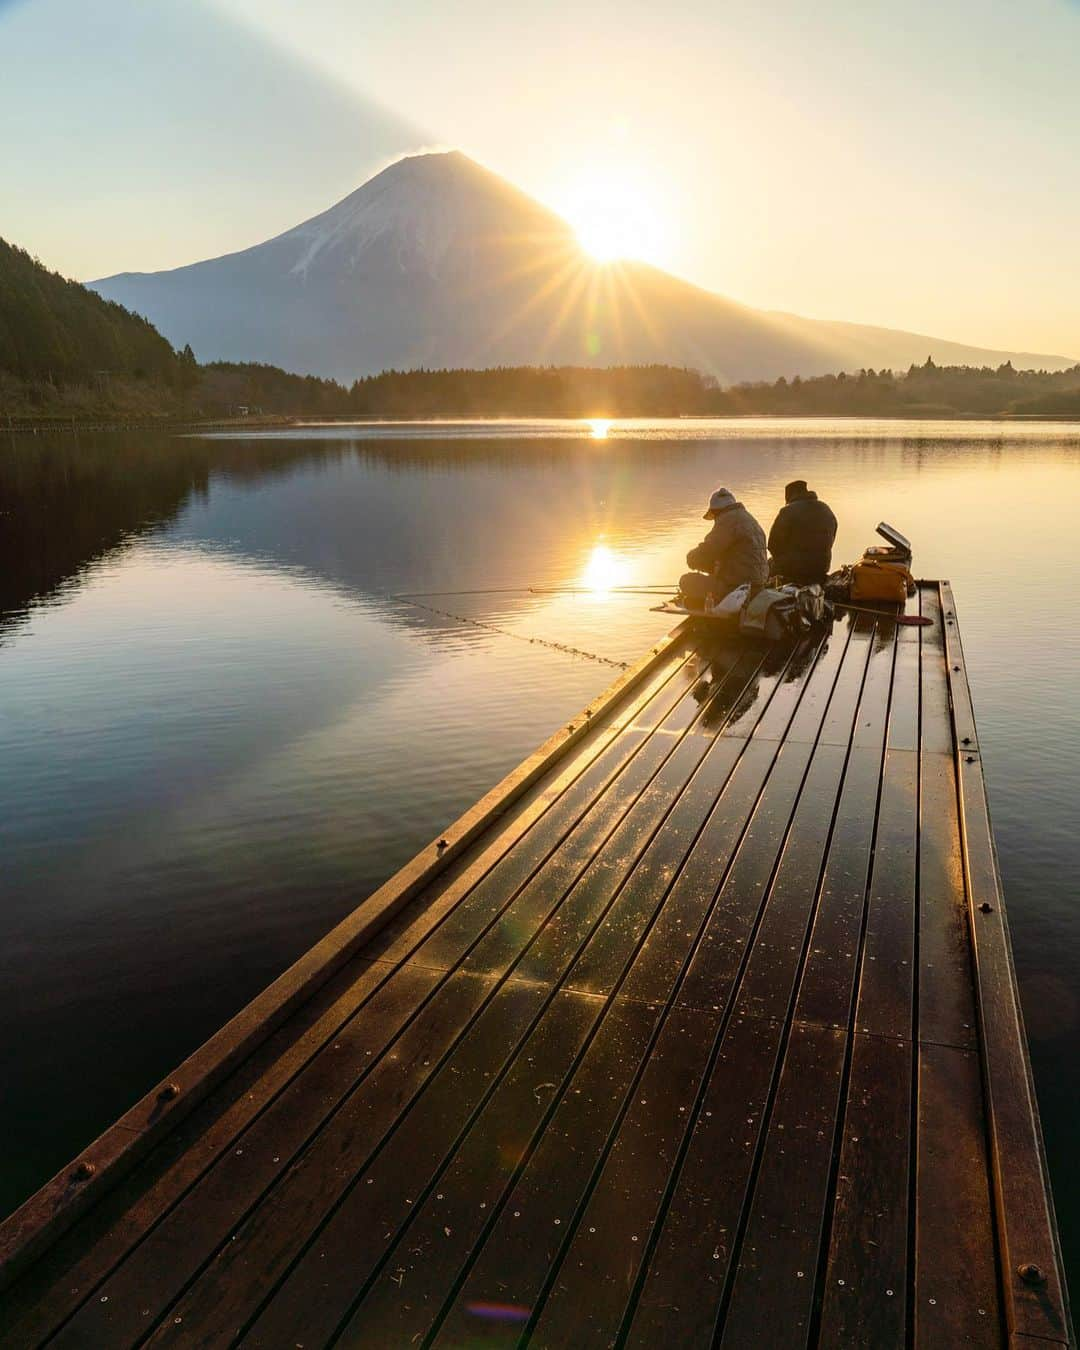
left=918, top=752, right=978, bottom=1050
left=851, top=748, right=918, bottom=1040
left=942, top=583, right=1072, bottom=1345
left=196, top=987, right=604, bottom=1349
left=524, top=1004, right=724, bottom=1348
left=526, top=641, right=811, bottom=996
left=533, top=633, right=879, bottom=1343
left=886, top=619, right=921, bottom=752
left=579, top=741, right=811, bottom=1004
left=692, top=623, right=897, bottom=1347
left=789, top=613, right=871, bottom=745
left=465, top=717, right=740, bottom=982
left=519, top=736, right=747, bottom=990
left=914, top=1043, right=1001, bottom=1348
left=624, top=744, right=863, bottom=1346
left=818, top=1033, right=912, bottom=1346
left=918, top=584, right=954, bottom=756
left=429, top=997, right=660, bottom=1349
left=716, top=1022, right=847, bottom=1349
left=0, top=627, right=692, bottom=1289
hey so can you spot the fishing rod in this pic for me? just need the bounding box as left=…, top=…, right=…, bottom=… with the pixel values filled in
left=392, top=584, right=677, bottom=599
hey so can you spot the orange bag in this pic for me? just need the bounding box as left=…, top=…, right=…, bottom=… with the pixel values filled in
left=850, top=558, right=913, bottom=603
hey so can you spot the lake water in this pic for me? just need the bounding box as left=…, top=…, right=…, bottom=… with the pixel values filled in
left=2, top=418, right=1078, bottom=1286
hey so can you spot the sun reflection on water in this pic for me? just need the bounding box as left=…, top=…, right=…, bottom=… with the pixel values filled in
left=587, top=418, right=611, bottom=440
left=581, top=542, right=630, bottom=593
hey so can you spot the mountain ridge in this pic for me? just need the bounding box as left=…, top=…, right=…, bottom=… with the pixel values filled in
left=90, top=151, right=1076, bottom=381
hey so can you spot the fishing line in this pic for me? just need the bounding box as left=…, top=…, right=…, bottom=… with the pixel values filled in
left=392, top=596, right=633, bottom=669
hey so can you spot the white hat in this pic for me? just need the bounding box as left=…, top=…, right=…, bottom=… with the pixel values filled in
left=704, top=487, right=736, bottom=519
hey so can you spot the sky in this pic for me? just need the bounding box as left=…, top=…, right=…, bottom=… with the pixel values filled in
left=2, top=0, right=1079, bottom=356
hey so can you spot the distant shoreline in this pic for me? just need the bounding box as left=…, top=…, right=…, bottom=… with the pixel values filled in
left=6, top=409, right=1080, bottom=436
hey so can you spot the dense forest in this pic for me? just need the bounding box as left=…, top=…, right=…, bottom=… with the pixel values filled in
left=192, top=358, right=1080, bottom=418
left=4, top=234, right=1080, bottom=422
left=0, top=239, right=188, bottom=391
left=711, top=358, right=1080, bottom=417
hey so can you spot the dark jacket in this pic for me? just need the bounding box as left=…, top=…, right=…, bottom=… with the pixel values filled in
left=768, top=489, right=838, bottom=583
left=686, top=502, right=768, bottom=597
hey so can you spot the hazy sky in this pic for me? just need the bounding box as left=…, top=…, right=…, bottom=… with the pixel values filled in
left=3, top=0, right=1079, bottom=356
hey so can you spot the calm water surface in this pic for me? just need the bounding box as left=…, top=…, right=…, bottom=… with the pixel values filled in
left=2, top=418, right=1078, bottom=1283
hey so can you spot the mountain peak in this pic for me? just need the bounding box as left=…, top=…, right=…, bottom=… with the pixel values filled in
left=277, top=148, right=568, bottom=280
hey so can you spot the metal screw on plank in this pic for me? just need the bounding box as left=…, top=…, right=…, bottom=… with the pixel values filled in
left=73, top=1161, right=95, bottom=1181
left=1018, top=1263, right=1047, bottom=1286
left=961, top=737, right=971, bottom=745
left=158, top=1083, right=180, bottom=1102
left=979, top=902, right=993, bottom=914
left=953, top=665, right=961, bottom=672
left=966, top=756, right=976, bottom=763
left=437, top=838, right=448, bottom=851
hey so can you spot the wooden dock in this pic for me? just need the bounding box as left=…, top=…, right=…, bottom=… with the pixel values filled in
left=0, top=582, right=1071, bottom=1348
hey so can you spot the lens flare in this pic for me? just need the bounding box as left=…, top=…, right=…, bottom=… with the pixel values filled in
left=465, top=1301, right=531, bottom=1322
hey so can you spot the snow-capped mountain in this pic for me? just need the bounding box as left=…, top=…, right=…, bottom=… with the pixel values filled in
left=90, top=151, right=1074, bottom=382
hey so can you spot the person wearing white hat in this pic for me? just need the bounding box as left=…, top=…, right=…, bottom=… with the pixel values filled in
left=679, top=487, right=768, bottom=610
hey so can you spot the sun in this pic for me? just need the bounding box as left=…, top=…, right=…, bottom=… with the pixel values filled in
left=558, top=167, right=668, bottom=265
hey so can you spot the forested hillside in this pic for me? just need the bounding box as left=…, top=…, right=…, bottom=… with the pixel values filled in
left=712, top=357, right=1080, bottom=416
left=0, top=238, right=184, bottom=386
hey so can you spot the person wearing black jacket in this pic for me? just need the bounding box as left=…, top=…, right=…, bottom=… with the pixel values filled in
left=768, top=480, right=838, bottom=584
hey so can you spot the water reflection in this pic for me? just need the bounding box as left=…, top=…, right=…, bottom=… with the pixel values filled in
left=580, top=542, right=631, bottom=593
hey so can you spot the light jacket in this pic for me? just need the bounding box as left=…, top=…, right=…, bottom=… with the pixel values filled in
left=686, top=502, right=768, bottom=597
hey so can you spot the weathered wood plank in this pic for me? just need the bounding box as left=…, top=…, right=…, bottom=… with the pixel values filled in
left=942, top=583, right=1072, bottom=1345
left=614, top=631, right=883, bottom=1345
left=525, top=1003, right=724, bottom=1348
left=429, top=996, right=660, bottom=1348
left=818, top=1033, right=912, bottom=1347
left=914, top=1042, right=1001, bottom=1348
left=918, top=752, right=978, bottom=1050
left=716, top=1022, right=847, bottom=1349
left=624, top=632, right=886, bottom=1347
left=206, top=987, right=604, bottom=1349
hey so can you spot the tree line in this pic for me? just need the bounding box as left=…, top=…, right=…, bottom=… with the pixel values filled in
left=161, top=357, right=1080, bottom=419
left=4, top=233, right=1080, bottom=420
